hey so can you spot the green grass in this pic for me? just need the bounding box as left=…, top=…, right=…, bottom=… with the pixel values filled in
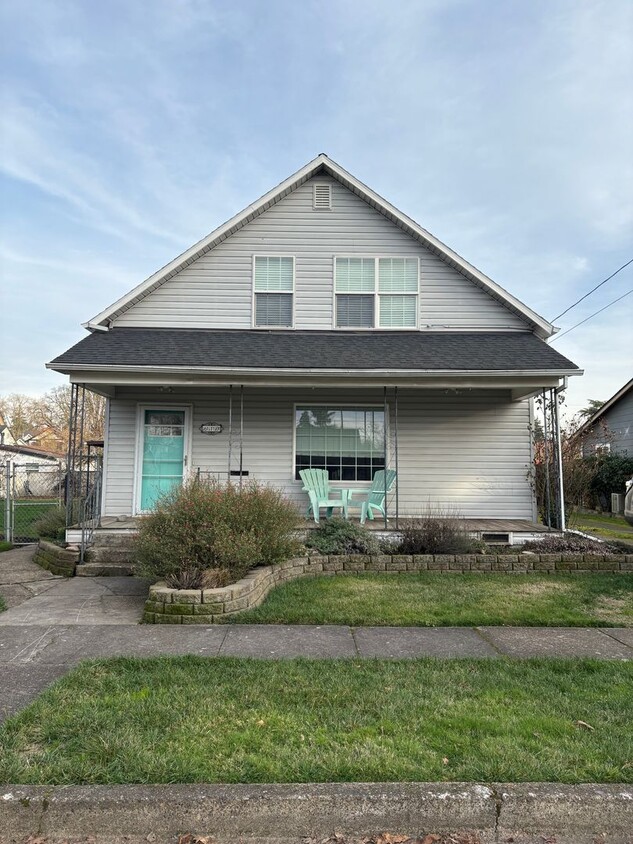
left=0, top=540, right=13, bottom=552
left=0, top=656, right=631, bottom=784
left=0, top=499, right=59, bottom=542
left=0, top=594, right=6, bottom=613
left=570, top=512, right=633, bottom=544
left=229, top=572, right=633, bottom=627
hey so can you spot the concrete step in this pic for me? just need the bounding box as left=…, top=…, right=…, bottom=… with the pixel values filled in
left=76, top=562, right=135, bottom=577
left=90, top=531, right=137, bottom=548
left=84, top=547, right=135, bottom=564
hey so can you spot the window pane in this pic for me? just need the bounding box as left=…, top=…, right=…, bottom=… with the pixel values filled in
left=336, top=294, right=374, bottom=327
left=254, top=256, right=294, bottom=291
left=255, top=293, right=293, bottom=326
left=379, top=294, right=417, bottom=327
left=295, top=406, right=385, bottom=481
left=378, top=258, right=418, bottom=293
left=335, top=258, right=375, bottom=292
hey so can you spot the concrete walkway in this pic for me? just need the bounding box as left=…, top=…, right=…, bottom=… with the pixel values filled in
left=0, top=544, right=62, bottom=610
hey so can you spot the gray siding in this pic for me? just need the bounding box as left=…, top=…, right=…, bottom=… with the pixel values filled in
left=103, top=386, right=534, bottom=520
left=113, top=174, right=528, bottom=332
left=581, top=390, right=633, bottom=457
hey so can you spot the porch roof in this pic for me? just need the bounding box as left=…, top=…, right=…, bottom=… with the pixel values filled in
left=49, top=328, right=579, bottom=376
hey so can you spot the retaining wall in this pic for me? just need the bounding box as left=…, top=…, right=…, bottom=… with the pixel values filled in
left=143, top=552, right=633, bottom=623
left=32, top=539, right=78, bottom=577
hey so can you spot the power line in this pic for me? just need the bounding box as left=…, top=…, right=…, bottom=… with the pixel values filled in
left=550, top=287, right=633, bottom=342
left=552, top=257, right=633, bottom=321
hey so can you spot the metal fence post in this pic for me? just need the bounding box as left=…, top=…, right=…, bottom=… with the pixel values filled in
left=4, top=461, right=12, bottom=544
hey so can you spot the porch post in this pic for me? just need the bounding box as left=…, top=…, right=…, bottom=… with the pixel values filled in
left=383, top=386, right=388, bottom=529
left=553, top=386, right=566, bottom=531
left=239, top=384, right=244, bottom=490
left=227, top=384, right=233, bottom=483
left=394, top=386, right=399, bottom=530
left=541, top=388, right=552, bottom=529
left=65, top=383, right=78, bottom=527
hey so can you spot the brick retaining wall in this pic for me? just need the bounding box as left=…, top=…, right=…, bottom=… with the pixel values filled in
left=33, top=539, right=78, bottom=577
left=143, top=552, right=633, bottom=624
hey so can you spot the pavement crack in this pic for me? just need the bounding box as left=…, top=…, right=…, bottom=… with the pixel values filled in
left=473, top=626, right=504, bottom=655
left=9, top=627, right=56, bottom=663
left=490, top=783, right=503, bottom=842
left=350, top=627, right=361, bottom=656
left=597, top=627, right=633, bottom=653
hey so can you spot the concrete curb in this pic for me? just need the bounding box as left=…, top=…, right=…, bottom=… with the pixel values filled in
left=1, top=782, right=632, bottom=843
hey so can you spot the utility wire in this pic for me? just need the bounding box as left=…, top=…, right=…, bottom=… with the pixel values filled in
left=552, top=257, right=633, bottom=321
left=550, top=287, right=633, bottom=342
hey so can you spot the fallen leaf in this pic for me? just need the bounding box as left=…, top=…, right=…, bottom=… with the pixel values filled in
left=257, top=719, right=265, bottom=726
left=442, top=757, right=449, bottom=765
left=574, top=720, right=595, bottom=731
left=146, top=834, right=156, bottom=843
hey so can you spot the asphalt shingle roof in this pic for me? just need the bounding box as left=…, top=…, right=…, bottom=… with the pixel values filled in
left=49, top=329, right=579, bottom=373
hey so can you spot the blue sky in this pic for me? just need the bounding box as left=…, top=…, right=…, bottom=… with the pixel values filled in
left=1, top=0, right=631, bottom=417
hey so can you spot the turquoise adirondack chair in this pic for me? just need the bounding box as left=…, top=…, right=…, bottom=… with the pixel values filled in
left=299, top=468, right=347, bottom=523
left=347, top=469, right=397, bottom=524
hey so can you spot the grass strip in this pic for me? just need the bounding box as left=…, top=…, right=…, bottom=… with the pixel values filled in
left=0, top=656, right=631, bottom=785
left=229, top=572, right=633, bottom=627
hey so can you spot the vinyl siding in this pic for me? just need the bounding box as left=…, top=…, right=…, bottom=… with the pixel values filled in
left=113, top=174, right=528, bottom=332
left=581, top=390, right=633, bottom=457
left=103, top=386, right=534, bottom=519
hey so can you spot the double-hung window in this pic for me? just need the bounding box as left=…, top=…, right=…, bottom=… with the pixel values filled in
left=253, top=256, right=294, bottom=327
left=335, top=257, right=419, bottom=328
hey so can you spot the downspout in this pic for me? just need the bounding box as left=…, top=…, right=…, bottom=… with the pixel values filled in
left=553, top=377, right=568, bottom=532
left=542, top=389, right=552, bottom=529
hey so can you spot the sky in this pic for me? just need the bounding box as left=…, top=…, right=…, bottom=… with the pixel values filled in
left=0, top=0, right=632, bottom=420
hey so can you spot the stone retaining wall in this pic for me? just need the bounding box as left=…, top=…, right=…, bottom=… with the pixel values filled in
left=143, top=552, right=633, bottom=624
left=33, top=539, right=79, bottom=577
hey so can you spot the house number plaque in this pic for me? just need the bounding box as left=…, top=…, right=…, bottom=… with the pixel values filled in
left=200, top=422, right=223, bottom=435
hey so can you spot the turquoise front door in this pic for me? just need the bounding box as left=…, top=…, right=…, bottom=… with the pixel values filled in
left=139, top=409, right=186, bottom=511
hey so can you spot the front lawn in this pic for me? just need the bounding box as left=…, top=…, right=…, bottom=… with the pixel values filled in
left=229, top=572, right=633, bottom=627
left=0, top=541, right=12, bottom=552
left=0, top=656, right=631, bottom=784
left=0, top=594, right=5, bottom=613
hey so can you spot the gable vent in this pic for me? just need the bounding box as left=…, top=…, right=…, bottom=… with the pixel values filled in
left=313, top=183, right=332, bottom=210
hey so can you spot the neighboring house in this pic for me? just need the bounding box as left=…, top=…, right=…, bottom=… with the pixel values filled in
left=47, top=155, right=581, bottom=527
left=0, top=443, right=63, bottom=497
left=574, top=379, right=633, bottom=457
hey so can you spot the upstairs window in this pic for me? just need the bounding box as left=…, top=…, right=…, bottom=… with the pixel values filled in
left=335, top=257, right=418, bottom=328
left=253, top=256, right=294, bottom=327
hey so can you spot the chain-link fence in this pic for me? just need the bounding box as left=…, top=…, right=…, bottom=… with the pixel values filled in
left=1, top=462, right=64, bottom=544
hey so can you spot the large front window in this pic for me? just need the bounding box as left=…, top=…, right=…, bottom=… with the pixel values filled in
left=295, top=406, right=385, bottom=481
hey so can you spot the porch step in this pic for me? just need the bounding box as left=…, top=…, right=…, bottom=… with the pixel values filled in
left=90, top=530, right=138, bottom=548
left=84, top=546, right=135, bottom=565
left=76, top=562, right=135, bottom=577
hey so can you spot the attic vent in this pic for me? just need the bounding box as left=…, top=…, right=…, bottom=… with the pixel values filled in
left=313, top=183, right=331, bottom=210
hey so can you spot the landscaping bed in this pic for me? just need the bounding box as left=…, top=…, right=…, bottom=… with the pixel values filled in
left=1, top=655, right=631, bottom=785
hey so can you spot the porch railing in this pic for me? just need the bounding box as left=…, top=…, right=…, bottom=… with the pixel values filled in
left=79, top=469, right=102, bottom=563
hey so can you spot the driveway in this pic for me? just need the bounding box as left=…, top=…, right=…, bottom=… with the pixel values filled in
left=0, top=545, right=61, bottom=609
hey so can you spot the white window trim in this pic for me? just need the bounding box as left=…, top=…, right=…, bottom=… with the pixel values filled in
left=595, top=442, right=611, bottom=455
left=133, top=403, right=193, bottom=516
left=292, top=402, right=389, bottom=486
left=252, top=254, right=296, bottom=329
left=332, top=256, right=420, bottom=330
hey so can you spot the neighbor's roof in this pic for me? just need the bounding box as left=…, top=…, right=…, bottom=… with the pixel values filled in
left=84, top=154, right=555, bottom=339
left=572, top=378, right=633, bottom=439
left=0, top=443, right=62, bottom=461
left=48, top=328, right=580, bottom=375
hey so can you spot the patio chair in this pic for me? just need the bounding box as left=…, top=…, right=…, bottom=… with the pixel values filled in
left=347, top=469, right=397, bottom=524
left=299, top=468, right=347, bottom=523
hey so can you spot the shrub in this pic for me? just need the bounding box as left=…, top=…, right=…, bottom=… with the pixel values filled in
left=32, top=507, right=66, bottom=543
left=304, top=517, right=381, bottom=555
left=522, top=533, right=624, bottom=554
left=590, top=454, right=633, bottom=510
left=134, top=479, right=302, bottom=585
left=394, top=514, right=477, bottom=555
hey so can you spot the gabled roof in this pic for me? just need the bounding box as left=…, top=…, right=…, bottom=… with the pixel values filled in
left=85, top=154, right=555, bottom=338
left=49, top=328, right=579, bottom=375
left=573, top=378, right=633, bottom=439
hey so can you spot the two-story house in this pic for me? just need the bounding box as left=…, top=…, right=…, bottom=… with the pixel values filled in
left=48, top=155, right=581, bottom=540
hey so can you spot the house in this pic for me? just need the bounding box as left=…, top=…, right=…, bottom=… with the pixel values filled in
left=574, top=378, right=633, bottom=457
left=47, top=154, right=582, bottom=541
left=0, top=443, right=63, bottom=498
